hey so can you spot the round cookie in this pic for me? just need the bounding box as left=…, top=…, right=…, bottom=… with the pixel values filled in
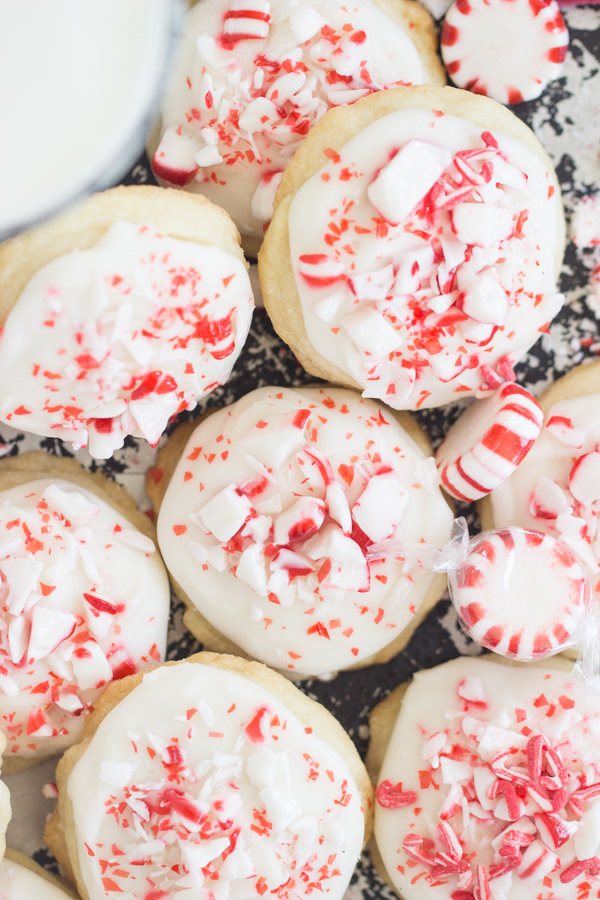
left=480, top=361, right=600, bottom=661
left=0, top=452, right=170, bottom=770
left=149, top=0, right=446, bottom=251
left=367, top=654, right=600, bottom=899
left=0, top=185, right=254, bottom=457
left=0, top=849, right=77, bottom=898
left=150, top=385, right=453, bottom=677
left=44, top=651, right=373, bottom=900
left=259, top=85, right=565, bottom=410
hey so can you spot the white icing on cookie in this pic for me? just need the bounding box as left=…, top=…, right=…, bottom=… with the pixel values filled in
left=287, top=108, right=563, bottom=409
left=0, top=856, right=72, bottom=899
left=153, top=0, right=429, bottom=237
left=488, top=393, right=600, bottom=599
left=374, top=657, right=600, bottom=899
left=67, top=661, right=365, bottom=899
left=0, top=221, right=254, bottom=457
left=441, top=0, right=568, bottom=105
left=0, top=479, right=169, bottom=760
left=156, top=386, right=453, bottom=676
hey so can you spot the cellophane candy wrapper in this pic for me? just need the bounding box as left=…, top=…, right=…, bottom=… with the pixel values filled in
left=440, top=519, right=600, bottom=671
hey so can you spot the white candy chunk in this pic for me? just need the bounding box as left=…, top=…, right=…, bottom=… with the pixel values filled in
left=195, top=144, right=223, bottom=167
left=242, top=514, right=272, bottom=544
left=266, top=72, right=306, bottom=105
left=8, top=615, right=28, bottom=664
left=270, top=547, right=313, bottom=574
left=452, top=203, right=514, bottom=247
left=493, top=157, right=528, bottom=190
left=182, top=838, right=230, bottom=872
left=327, top=87, right=370, bottom=106
left=394, top=245, right=435, bottom=296
left=574, top=801, right=600, bottom=859
left=569, top=451, right=600, bottom=507
left=440, top=756, right=472, bottom=784
left=116, top=529, right=156, bottom=554
left=43, top=483, right=100, bottom=526
left=367, top=141, right=452, bottom=226
left=477, top=726, right=527, bottom=762
left=473, top=765, right=496, bottom=811
left=457, top=676, right=487, bottom=705
left=54, top=690, right=84, bottom=713
left=328, top=557, right=369, bottom=592
left=315, top=290, right=346, bottom=322
left=422, top=731, right=447, bottom=765
left=341, top=306, right=402, bottom=356
left=517, top=840, right=559, bottom=882
left=236, top=544, right=268, bottom=596
left=220, top=844, right=255, bottom=880
left=326, top=481, right=351, bottom=534
left=428, top=294, right=455, bottom=314
left=289, top=4, right=325, bottom=42
left=129, top=392, right=179, bottom=446
left=238, top=97, right=279, bottom=134
left=198, top=485, right=253, bottom=542
left=441, top=237, right=466, bottom=272
left=545, top=415, right=585, bottom=448
left=461, top=275, right=508, bottom=325
left=153, top=125, right=199, bottom=185
left=0, top=672, right=18, bottom=698
left=260, top=784, right=302, bottom=832
left=273, top=496, right=326, bottom=545
left=71, top=640, right=113, bottom=691
left=330, top=41, right=362, bottom=77
left=306, top=523, right=364, bottom=564
left=1, top=556, right=43, bottom=616
left=251, top=171, right=283, bottom=223
left=28, top=607, right=77, bottom=661
left=100, top=761, right=134, bottom=787
left=529, top=475, right=572, bottom=519
left=246, top=748, right=278, bottom=787
left=352, top=471, right=407, bottom=542
left=349, top=265, right=395, bottom=301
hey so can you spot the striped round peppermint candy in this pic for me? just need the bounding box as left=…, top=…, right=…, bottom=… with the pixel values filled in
left=436, top=383, right=543, bottom=502
left=441, top=0, right=569, bottom=105
left=449, top=527, right=589, bottom=660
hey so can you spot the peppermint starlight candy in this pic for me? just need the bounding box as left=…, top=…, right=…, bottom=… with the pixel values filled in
left=0, top=850, right=76, bottom=899
left=149, top=0, right=445, bottom=249
left=0, top=452, right=169, bottom=769
left=150, top=385, right=453, bottom=677
left=449, top=527, right=589, bottom=660
left=481, top=361, right=600, bottom=658
left=436, top=383, right=543, bottom=501
left=45, top=653, right=372, bottom=900
left=0, top=186, right=254, bottom=458
left=441, top=0, right=569, bottom=105
left=367, top=655, right=600, bottom=900
left=259, top=85, right=565, bottom=410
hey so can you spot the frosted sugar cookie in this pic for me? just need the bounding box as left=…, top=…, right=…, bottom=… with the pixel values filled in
left=45, top=652, right=372, bottom=900
left=259, top=85, right=565, bottom=410
left=0, top=452, right=169, bottom=770
left=0, top=850, right=76, bottom=898
left=151, top=386, right=453, bottom=677
left=368, top=655, right=600, bottom=899
left=150, top=0, right=445, bottom=249
left=0, top=186, right=254, bottom=457
left=481, top=361, right=600, bottom=621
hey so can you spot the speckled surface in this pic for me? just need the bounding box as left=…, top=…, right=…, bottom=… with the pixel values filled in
left=3, top=9, right=600, bottom=896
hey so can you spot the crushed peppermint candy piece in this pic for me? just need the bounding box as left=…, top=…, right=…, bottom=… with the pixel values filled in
left=441, top=0, right=569, bottom=105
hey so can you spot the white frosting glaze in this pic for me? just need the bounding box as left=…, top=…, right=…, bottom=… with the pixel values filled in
left=67, top=661, right=365, bottom=899
left=441, top=0, right=569, bottom=105
left=489, top=394, right=600, bottom=598
left=375, top=657, right=600, bottom=899
left=0, top=221, right=254, bottom=457
left=157, top=386, right=453, bottom=676
left=154, top=0, right=428, bottom=237
left=0, top=856, right=72, bottom=899
left=0, top=478, right=169, bottom=760
left=287, top=108, right=563, bottom=409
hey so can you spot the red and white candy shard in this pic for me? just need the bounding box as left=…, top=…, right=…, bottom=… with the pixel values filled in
left=436, top=383, right=543, bottom=501
left=153, top=0, right=429, bottom=237
left=441, top=0, right=569, bottom=105
left=0, top=478, right=169, bottom=760
left=67, top=662, right=365, bottom=899
left=287, top=109, right=563, bottom=410
left=375, top=656, right=600, bottom=900
left=450, top=526, right=588, bottom=660
left=0, top=221, right=254, bottom=457
left=157, top=386, right=453, bottom=676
